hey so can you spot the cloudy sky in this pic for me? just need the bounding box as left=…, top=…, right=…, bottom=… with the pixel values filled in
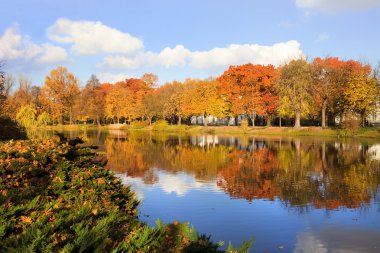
left=1, top=0, right=379, bottom=86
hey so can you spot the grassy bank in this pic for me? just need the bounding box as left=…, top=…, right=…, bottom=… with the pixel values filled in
left=0, top=136, right=252, bottom=252
left=31, top=122, right=380, bottom=138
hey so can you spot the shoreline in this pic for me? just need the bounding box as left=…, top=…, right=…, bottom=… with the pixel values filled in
left=32, top=124, right=380, bottom=139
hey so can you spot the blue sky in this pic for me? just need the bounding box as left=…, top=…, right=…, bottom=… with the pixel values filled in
left=1, top=0, right=379, bottom=87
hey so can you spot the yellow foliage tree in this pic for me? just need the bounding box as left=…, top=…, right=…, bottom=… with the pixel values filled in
left=40, top=67, right=80, bottom=124
left=344, top=76, right=379, bottom=126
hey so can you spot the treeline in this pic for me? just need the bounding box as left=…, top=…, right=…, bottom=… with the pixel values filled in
left=1, top=57, right=379, bottom=128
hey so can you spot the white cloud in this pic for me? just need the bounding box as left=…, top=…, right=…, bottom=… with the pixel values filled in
left=294, top=232, right=327, bottom=253
left=295, top=0, right=380, bottom=11
left=0, top=26, right=42, bottom=60
left=47, top=18, right=143, bottom=55
left=97, top=72, right=136, bottom=83
left=101, top=54, right=144, bottom=69
left=147, top=45, right=192, bottom=68
left=0, top=26, right=67, bottom=67
left=189, top=40, right=304, bottom=69
left=101, top=40, right=304, bottom=71
left=116, top=170, right=217, bottom=198
left=36, top=44, right=68, bottom=64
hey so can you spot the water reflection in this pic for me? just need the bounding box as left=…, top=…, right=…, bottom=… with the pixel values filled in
left=35, top=130, right=380, bottom=252
left=98, top=133, right=380, bottom=211
left=294, top=227, right=380, bottom=253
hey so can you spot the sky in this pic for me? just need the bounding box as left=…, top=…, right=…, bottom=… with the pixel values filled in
left=1, top=0, right=380, bottom=87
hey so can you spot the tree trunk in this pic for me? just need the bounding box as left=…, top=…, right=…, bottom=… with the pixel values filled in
left=203, top=115, right=207, bottom=127
left=149, top=117, right=152, bottom=126
left=266, top=115, right=272, bottom=127
left=279, top=117, right=282, bottom=127
left=69, top=107, right=72, bottom=125
left=361, top=112, right=365, bottom=127
left=178, top=116, right=181, bottom=125
left=294, top=110, right=301, bottom=128
left=251, top=113, right=255, bottom=128
left=322, top=100, right=327, bottom=127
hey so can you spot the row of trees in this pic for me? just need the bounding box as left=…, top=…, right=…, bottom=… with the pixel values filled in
left=1, top=57, right=379, bottom=128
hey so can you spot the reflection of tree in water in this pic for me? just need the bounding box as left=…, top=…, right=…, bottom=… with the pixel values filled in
left=217, top=146, right=281, bottom=201
left=102, top=133, right=380, bottom=210
left=104, top=134, right=230, bottom=184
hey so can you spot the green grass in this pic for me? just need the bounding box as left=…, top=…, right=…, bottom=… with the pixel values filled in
left=33, top=122, right=380, bottom=138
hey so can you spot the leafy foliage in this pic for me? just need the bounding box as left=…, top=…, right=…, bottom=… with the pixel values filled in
left=16, top=105, right=36, bottom=128
left=40, top=66, right=80, bottom=124
left=2, top=57, right=379, bottom=129
left=0, top=137, right=232, bottom=252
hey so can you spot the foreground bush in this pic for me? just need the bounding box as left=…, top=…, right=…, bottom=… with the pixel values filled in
left=0, top=137, right=251, bottom=252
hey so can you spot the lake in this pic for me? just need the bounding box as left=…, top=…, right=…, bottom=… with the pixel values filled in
left=32, top=129, right=380, bottom=252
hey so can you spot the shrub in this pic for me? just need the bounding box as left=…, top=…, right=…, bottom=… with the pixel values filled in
left=36, top=112, right=51, bottom=127
left=340, top=117, right=361, bottom=136
left=130, top=120, right=150, bottom=129
left=0, top=137, right=239, bottom=252
left=151, top=120, right=170, bottom=131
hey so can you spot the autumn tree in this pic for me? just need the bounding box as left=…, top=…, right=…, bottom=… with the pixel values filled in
left=40, top=67, right=80, bottom=124
left=182, top=79, right=227, bottom=126
left=335, top=60, right=372, bottom=122
left=140, top=91, right=162, bottom=125
left=105, top=83, right=133, bottom=124
left=125, top=77, right=154, bottom=120
left=218, top=64, right=278, bottom=127
left=162, top=81, right=186, bottom=125
left=0, top=72, right=15, bottom=118
left=253, top=65, right=279, bottom=126
left=10, top=75, right=33, bottom=114
left=277, top=59, right=313, bottom=128
left=344, top=75, right=379, bottom=126
left=142, top=73, right=158, bottom=88
left=80, top=74, right=105, bottom=125
left=311, top=57, right=345, bottom=127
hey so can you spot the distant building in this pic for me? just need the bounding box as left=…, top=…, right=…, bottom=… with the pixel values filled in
left=367, top=103, right=380, bottom=125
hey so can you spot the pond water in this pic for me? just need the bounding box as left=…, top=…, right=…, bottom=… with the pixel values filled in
left=32, top=130, right=380, bottom=252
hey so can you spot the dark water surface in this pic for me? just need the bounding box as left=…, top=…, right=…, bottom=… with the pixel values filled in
left=32, top=130, right=380, bottom=252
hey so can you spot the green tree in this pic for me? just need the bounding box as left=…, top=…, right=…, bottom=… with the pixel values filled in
left=36, top=112, right=51, bottom=126
left=16, top=105, right=36, bottom=128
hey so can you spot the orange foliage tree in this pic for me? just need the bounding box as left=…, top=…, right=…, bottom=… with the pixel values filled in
left=217, top=64, right=278, bottom=126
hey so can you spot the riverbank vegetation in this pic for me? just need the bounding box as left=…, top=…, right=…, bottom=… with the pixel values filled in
left=1, top=57, right=379, bottom=133
left=0, top=136, right=252, bottom=252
